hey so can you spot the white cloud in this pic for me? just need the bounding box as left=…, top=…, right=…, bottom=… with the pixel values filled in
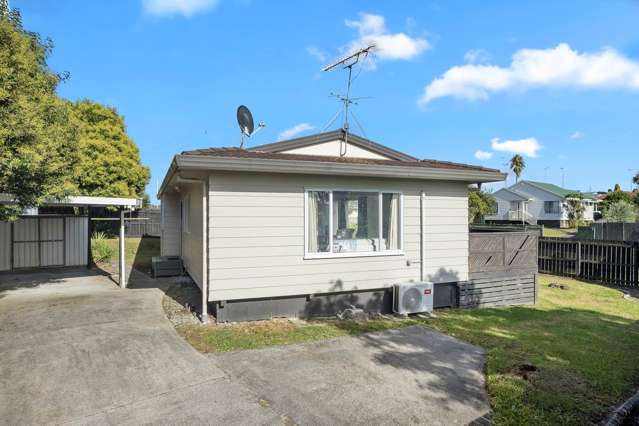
left=306, top=46, right=328, bottom=62
left=344, top=13, right=429, bottom=62
left=464, top=49, right=490, bottom=64
left=474, top=150, right=493, bottom=160
left=278, top=123, right=316, bottom=141
left=420, top=43, right=639, bottom=104
left=143, top=0, right=219, bottom=17
left=491, top=137, right=542, bottom=158
left=570, top=131, right=585, bottom=139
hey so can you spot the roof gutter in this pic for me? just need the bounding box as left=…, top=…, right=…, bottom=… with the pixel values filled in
left=173, top=154, right=506, bottom=183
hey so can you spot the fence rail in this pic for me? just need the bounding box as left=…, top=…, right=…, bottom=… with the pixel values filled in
left=538, top=237, right=639, bottom=286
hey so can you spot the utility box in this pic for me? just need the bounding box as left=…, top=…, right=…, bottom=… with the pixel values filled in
left=151, top=256, right=183, bottom=278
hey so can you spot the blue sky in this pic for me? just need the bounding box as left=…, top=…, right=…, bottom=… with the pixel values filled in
left=14, top=0, right=639, bottom=200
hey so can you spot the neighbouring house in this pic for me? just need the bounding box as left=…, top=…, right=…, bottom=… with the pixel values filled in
left=158, top=130, right=505, bottom=322
left=485, top=180, right=598, bottom=227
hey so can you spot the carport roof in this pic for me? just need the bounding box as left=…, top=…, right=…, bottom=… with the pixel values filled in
left=0, top=194, right=141, bottom=208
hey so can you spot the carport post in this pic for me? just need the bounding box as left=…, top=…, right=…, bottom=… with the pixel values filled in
left=119, top=208, right=126, bottom=288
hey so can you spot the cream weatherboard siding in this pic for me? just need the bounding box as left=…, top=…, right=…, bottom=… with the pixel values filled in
left=161, top=193, right=180, bottom=257
left=281, top=139, right=390, bottom=159
left=180, top=183, right=205, bottom=290
left=207, top=171, right=469, bottom=301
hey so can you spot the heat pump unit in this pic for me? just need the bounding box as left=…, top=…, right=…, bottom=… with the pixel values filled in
left=151, top=256, right=183, bottom=278
left=393, top=282, right=434, bottom=315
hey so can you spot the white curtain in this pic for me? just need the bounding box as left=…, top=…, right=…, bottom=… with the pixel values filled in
left=388, top=194, right=399, bottom=250
left=308, top=192, right=318, bottom=252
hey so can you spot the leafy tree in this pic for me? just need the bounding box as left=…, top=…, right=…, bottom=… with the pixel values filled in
left=509, top=155, right=525, bottom=182
left=603, top=200, right=637, bottom=223
left=564, top=192, right=585, bottom=228
left=0, top=6, right=78, bottom=220
left=70, top=100, right=150, bottom=198
left=614, top=183, right=622, bottom=192
left=468, top=190, right=496, bottom=223
left=633, top=172, right=639, bottom=188
left=600, top=187, right=633, bottom=215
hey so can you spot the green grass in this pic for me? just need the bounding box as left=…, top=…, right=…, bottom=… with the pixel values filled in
left=98, top=236, right=160, bottom=273
left=179, top=275, right=639, bottom=425
left=543, top=227, right=577, bottom=238
left=178, top=318, right=420, bottom=353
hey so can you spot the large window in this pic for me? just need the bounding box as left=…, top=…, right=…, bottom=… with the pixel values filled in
left=305, top=189, right=403, bottom=258
left=544, top=201, right=561, bottom=214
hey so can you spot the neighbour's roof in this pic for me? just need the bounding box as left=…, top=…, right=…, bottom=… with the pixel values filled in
left=522, top=180, right=584, bottom=198
left=495, top=187, right=530, bottom=200
left=180, top=147, right=498, bottom=173
left=248, top=129, right=418, bottom=162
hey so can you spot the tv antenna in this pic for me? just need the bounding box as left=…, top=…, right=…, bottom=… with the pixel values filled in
left=237, top=105, right=265, bottom=149
left=322, top=45, right=375, bottom=156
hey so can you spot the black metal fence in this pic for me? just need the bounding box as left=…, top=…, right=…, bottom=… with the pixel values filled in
left=539, top=237, right=639, bottom=286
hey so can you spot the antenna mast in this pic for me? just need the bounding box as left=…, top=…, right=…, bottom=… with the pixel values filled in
left=322, top=45, right=375, bottom=156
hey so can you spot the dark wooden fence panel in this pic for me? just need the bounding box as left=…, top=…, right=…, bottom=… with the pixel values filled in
left=538, top=237, right=639, bottom=287
left=466, top=231, right=539, bottom=308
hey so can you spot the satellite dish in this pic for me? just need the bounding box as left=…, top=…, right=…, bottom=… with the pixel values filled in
left=237, top=105, right=254, bottom=136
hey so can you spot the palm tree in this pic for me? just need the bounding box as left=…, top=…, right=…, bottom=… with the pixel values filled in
left=509, top=155, right=525, bottom=183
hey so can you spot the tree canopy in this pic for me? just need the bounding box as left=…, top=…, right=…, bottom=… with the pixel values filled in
left=70, top=100, right=149, bottom=198
left=509, top=155, right=525, bottom=182
left=468, top=190, right=496, bottom=223
left=564, top=192, right=585, bottom=227
left=600, top=187, right=633, bottom=216
left=0, top=6, right=149, bottom=220
left=0, top=8, right=78, bottom=220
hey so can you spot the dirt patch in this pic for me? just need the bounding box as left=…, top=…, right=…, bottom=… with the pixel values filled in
left=514, top=364, right=538, bottom=381
left=548, top=283, right=570, bottom=290
left=162, top=278, right=202, bottom=326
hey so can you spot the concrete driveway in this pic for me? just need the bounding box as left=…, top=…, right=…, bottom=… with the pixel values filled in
left=0, top=269, right=281, bottom=425
left=213, top=326, right=490, bottom=426
left=0, top=269, right=489, bottom=425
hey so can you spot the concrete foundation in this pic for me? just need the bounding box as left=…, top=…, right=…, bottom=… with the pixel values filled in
left=213, top=282, right=460, bottom=322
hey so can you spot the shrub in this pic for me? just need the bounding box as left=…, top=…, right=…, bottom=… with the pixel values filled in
left=91, top=232, right=115, bottom=263
left=603, top=200, right=637, bottom=223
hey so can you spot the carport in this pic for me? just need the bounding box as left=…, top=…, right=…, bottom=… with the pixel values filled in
left=0, top=195, right=140, bottom=287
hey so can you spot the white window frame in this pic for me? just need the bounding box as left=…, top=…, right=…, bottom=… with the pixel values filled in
left=181, top=194, right=191, bottom=234
left=304, top=188, right=404, bottom=259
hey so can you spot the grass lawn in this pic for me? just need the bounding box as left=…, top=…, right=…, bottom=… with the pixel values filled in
left=97, top=236, right=160, bottom=274
left=178, top=275, right=639, bottom=425
left=543, top=227, right=577, bottom=238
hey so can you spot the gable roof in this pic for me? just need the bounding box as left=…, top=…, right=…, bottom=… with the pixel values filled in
left=521, top=180, right=582, bottom=198
left=249, top=129, right=418, bottom=161
left=494, top=187, right=530, bottom=201
left=180, top=147, right=497, bottom=172
left=158, top=147, right=505, bottom=197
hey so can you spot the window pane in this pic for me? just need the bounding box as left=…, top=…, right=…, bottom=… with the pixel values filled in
left=382, top=193, right=400, bottom=250
left=307, top=191, right=330, bottom=253
left=332, top=191, right=379, bottom=253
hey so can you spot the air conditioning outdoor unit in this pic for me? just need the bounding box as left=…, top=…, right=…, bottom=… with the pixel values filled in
left=393, top=282, right=434, bottom=315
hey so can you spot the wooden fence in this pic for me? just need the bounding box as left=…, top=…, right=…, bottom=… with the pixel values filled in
left=463, top=231, right=539, bottom=308
left=538, top=237, right=639, bottom=287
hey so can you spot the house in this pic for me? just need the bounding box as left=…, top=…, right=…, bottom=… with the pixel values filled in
left=485, top=180, right=598, bottom=227
left=157, top=130, right=505, bottom=322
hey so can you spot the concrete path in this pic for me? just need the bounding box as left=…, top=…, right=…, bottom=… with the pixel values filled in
left=0, top=269, right=489, bottom=425
left=0, top=269, right=281, bottom=425
left=213, top=326, right=490, bottom=426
